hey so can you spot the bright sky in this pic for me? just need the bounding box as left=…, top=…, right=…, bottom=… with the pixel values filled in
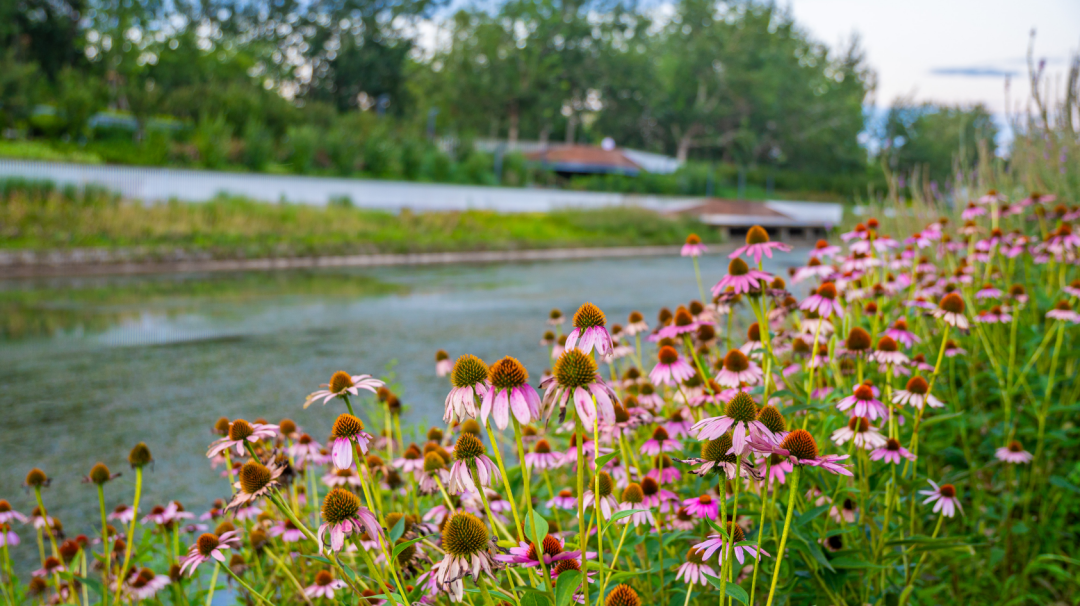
left=786, top=0, right=1080, bottom=115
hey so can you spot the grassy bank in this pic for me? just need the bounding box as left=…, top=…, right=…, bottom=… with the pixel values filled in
left=0, top=180, right=719, bottom=260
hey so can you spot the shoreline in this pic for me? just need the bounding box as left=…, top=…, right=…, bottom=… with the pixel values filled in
left=0, top=245, right=690, bottom=279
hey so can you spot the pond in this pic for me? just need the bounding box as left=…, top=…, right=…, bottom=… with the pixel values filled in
left=0, top=247, right=803, bottom=567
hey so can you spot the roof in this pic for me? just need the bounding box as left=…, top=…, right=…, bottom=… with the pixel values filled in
left=672, top=199, right=842, bottom=228
left=526, top=145, right=642, bottom=176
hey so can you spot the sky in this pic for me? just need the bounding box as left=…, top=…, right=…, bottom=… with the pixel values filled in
left=786, top=0, right=1079, bottom=116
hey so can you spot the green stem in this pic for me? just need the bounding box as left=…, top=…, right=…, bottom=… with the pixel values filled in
left=575, top=416, right=589, bottom=606
left=97, top=484, right=110, bottom=606
left=204, top=563, right=220, bottom=606
left=484, top=423, right=524, bottom=540
left=512, top=419, right=552, bottom=595
left=748, top=460, right=771, bottom=606
left=113, top=466, right=142, bottom=606
left=222, top=563, right=275, bottom=606
left=765, top=467, right=800, bottom=606
left=897, top=514, right=945, bottom=606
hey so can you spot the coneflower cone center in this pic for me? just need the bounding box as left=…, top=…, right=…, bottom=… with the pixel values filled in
left=674, top=309, right=694, bottom=327
left=322, top=488, right=361, bottom=524
left=622, top=483, right=645, bottom=504
left=454, top=433, right=486, bottom=461
left=725, top=521, right=745, bottom=542
left=877, top=336, right=898, bottom=352
left=939, top=484, right=956, bottom=498
left=702, top=435, right=736, bottom=464
left=573, top=302, right=606, bottom=330
left=639, top=477, right=659, bottom=496
left=1055, top=300, right=1072, bottom=312
left=329, top=371, right=354, bottom=393
left=758, top=405, right=786, bottom=433
left=89, top=463, right=112, bottom=485
left=228, top=419, right=254, bottom=441
left=451, top=355, right=489, bottom=388
left=554, top=350, right=596, bottom=389
left=613, top=403, right=630, bottom=423
left=1007, top=440, right=1024, bottom=452
left=723, top=349, right=750, bottom=372
left=846, top=327, right=871, bottom=351
left=848, top=416, right=870, bottom=432
left=725, top=392, right=759, bottom=422
left=686, top=548, right=705, bottom=564
left=442, top=512, right=488, bottom=556
left=651, top=426, right=670, bottom=441
left=728, top=257, right=750, bottom=277
left=781, top=429, right=818, bottom=460
left=686, top=233, right=701, bottom=245
left=315, top=571, right=334, bottom=586
left=939, top=293, right=965, bottom=314
left=554, top=559, right=581, bottom=576
left=854, top=385, right=875, bottom=400
left=196, top=534, right=220, bottom=557
left=817, top=282, right=838, bottom=300
left=906, top=376, right=929, bottom=394
left=606, top=584, right=641, bottom=606
left=596, top=471, right=614, bottom=497
left=489, top=356, right=529, bottom=390
left=657, top=346, right=680, bottom=365
left=239, top=461, right=271, bottom=494
left=332, top=414, right=364, bottom=439
left=885, top=438, right=901, bottom=451
left=395, top=539, right=417, bottom=564
left=527, top=535, right=563, bottom=560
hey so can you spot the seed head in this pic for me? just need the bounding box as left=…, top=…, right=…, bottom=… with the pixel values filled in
left=846, top=327, right=871, bottom=351
left=322, top=489, right=361, bottom=525
left=238, top=461, right=272, bottom=494
left=213, top=417, right=231, bottom=435
left=88, top=463, right=114, bottom=485
left=876, top=336, right=898, bottom=352
left=279, top=419, right=297, bottom=436
left=723, top=349, right=750, bottom=372
left=331, top=414, right=365, bottom=440
left=780, top=429, right=818, bottom=460
left=621, top=483, right=644, bottom=504
left=554, top=349, right=597, bottom=389
left=25, top=468, right=48, bottom=487
left=702, top=435, right=736, bottom=464
left=746, top=225, right=770, bottom=244
left=939, top=293, right=965, bottom=314
left=441, top=512, right=489, bottom=556
left=424, top=452, right=447, bottom=473
left=128, top=443, right=153, bottom=468
left=228, top=419, right=254, bottom=442
left=725, top=391, right=759, bottom=423
left=906, top=376, right=928, bottom=394
left=489, top=356, right=529, bottom=390
left=196, top=534, right=220, bottom=558
left=757, top=405, right=786, bottom=434
left=454, top=433, right=486, bottom=461
left=573, top=302, right=607, bottom=330
left=728, top=257, right=750, bottom=277
left=449, top=355, right=489, bottom=389
left=606, top=584, right=641, bottom=606
left=596, top=471, right=614, bottom=497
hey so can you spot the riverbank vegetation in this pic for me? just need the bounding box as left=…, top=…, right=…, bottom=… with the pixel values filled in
left=0, top=180, right=718, bottom=258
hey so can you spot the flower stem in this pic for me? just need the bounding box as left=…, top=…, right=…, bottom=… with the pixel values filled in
left=765, top=467, right=800, bottom=606
left=574, top=416, right=589, bottom=606
left=897, top=513, right=945, bottom=606
left=221, top=562, right=275, bottom=605
left=97, top=484, right=110, bottom=606
left=513, top=419, right=553, bottom=595
left=204, top=563, right=220, bottom=606
left=693, top=255, right=706, bottom=303
left=597, top=522, right=631, bottom=600
left=484, top=423, right=524, bottom=540
left=113, top=466, right=142, bottom=606
left=748, top=459, right=772, bottom=606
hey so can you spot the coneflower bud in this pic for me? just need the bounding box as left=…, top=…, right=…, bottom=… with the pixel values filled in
left=780, top=429, right=818, bottom=460
left=845, top=327, right=871, bottom=351
left=442, top=512, right=489, bottom=557
left=25, top=468, right=48, bottom=487
left=757, top=405, right=786, bottom=434
left=606, top=584, right=641, bottom=606
left=88, top=463, right=115, bottom=485
left=427, top=427, right=444, bottom=442
left=573, top=302, right=606, bottom=330
left=658, top=307, right=673, bottom=324
left=554, top=349, right=596, bottom=388
left=459, top=419, right=482, bottom=436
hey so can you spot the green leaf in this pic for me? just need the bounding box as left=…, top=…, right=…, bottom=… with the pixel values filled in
left=518, top=588, right=554, bottom=606
left=525, top=510, right=549, bottom=547
left=554, top=570, right=583, bottom=606
left=392, top=536, right=424, bottom=558
left=920, top=412, right=962, bottom=427
left=1050, top=476, right=1080, bottom=495
left=796, top=504, right=830, bottom=527
left=301, top=554, right=332, bottom=565
left=701, top=574, right=750, bottom=604
left=828, top=556, right=888, bottom=569
left=69, top=575, right=103, bottom=598
left=594, top=451, right=618, bottom=470
left=389, top=516, right=406, bottom=542
left=704, top=515, right=728, bottom=537
left=610, top=508, right=647, bottom=522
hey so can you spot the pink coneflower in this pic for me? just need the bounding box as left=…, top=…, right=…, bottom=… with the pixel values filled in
left=616, top=483, right=654, bottom=527
left=565, top=302, right=614, bottom=358
left=547, top=489, right=578, bottom=511
left=640, top=477, right=678, bottom=511
left=635, top=382, right=664, bottom=409
left=712, top=257, right=773, bottom=296
left=1046, top=300, right=1080, bottom=323
left=0, top=524, right=19, bottom=547
left=944, top=339, right=966, bottom=357
left=995, top=440, right=1033, bottom=464
left=648, top=455, right=683, bottom=483
left=961, top=202, right=986, bottom=220
left=892, top=376, right=944, bottom=410
left=841, top=224, right=869, bottom=242
left=695, top=521, right=768, bottom=566
left=810, top=238, right=842, bottom=257
left=481, top=356, right=541, bottom=429
left=681, top=233, right=708, bottom=257
left=432, top=512, right=499, bottom=602
left=179, top=531, right=241, bottom=576
left=207, top=419, right=278, bottom=459
left=267, top=519, right=305, bottom=543
left=417, top=451, right=452, bottom=496
left=883, top=318, right=920, bottom=348
left=582, top=472, right=619, bottom=520
left=793, top=257, right=836, bottom=283
left=317, top=488, right=382, bottom=552
left=32, top=556, right=65, bottom=577
left=225, top=460, right=284, bottom=513
left=304, top=371, right=384, bottom=408
left=760, top=453, right=794, bottom=485
left=1043, top=224, right=1080, bottom=255
left=524, top=439, right=564, bottom=470
left=679, top=435, right=760, bottom=480
left=870, top=335, right=909, bottom=366
left=692, top=391, right=774, bottom=455
left=975, top=305, right=1012, bottom=324
left=800, top=282, right=845, bottom=318
left=447, top=433, right=500, bottom=496
left=305, top=571, right=348, bottom=599
left=656, top=307, right=700, bottom=339
left=830, top=416, right=887, bottom=450
left=393, top=443, right=426, bottom=475
left=1064, top=280, right=1080, bottom=298
left=496, top=534, right=580, bottom=568
left=142, top=502, right=194, bottom=526
left=932, top=293, right=969, bottom=328
left=714, top=349, right=763, bottom=388
left=435, top=350, right=453, bottom=377
left=443, top=355, right=490, bottom=424
left=664, top=408, right=694, bottom=437
left=328, top=414, right=373, bottom=470
left=641, top=426, right=682, bottom=456
left=730, top=225, right=792, bottom=264
left=0, top=500, right=27, bottom=525
left=1021, top=191, right=1055, bottom=206
left=837, top=384, right=888, bottom=421
left=649, top=346, right=696, bottom=386
left=829, top=498, right=857, bottom=524
left=765, top=430, right=853, bottom=475
left=919, top=480, right=963, bottom=517
left=669, top=507, right=697, bottom=531
left=541, top=349, right=618, bottom=427
left=870, top=438, right=916, bottom=465
left=289, top=433, right=323, bottom=464
left=676, top=548, right=719, bottom=587
left=681, top=494, right=719, bottom=520
left=124, top=567, right=171, bottom=601
left=975, top=283, right=1002, bottom=299
left=323, top=468, right=363, bottom=488
left=107, top=504, right=134, bottom=525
